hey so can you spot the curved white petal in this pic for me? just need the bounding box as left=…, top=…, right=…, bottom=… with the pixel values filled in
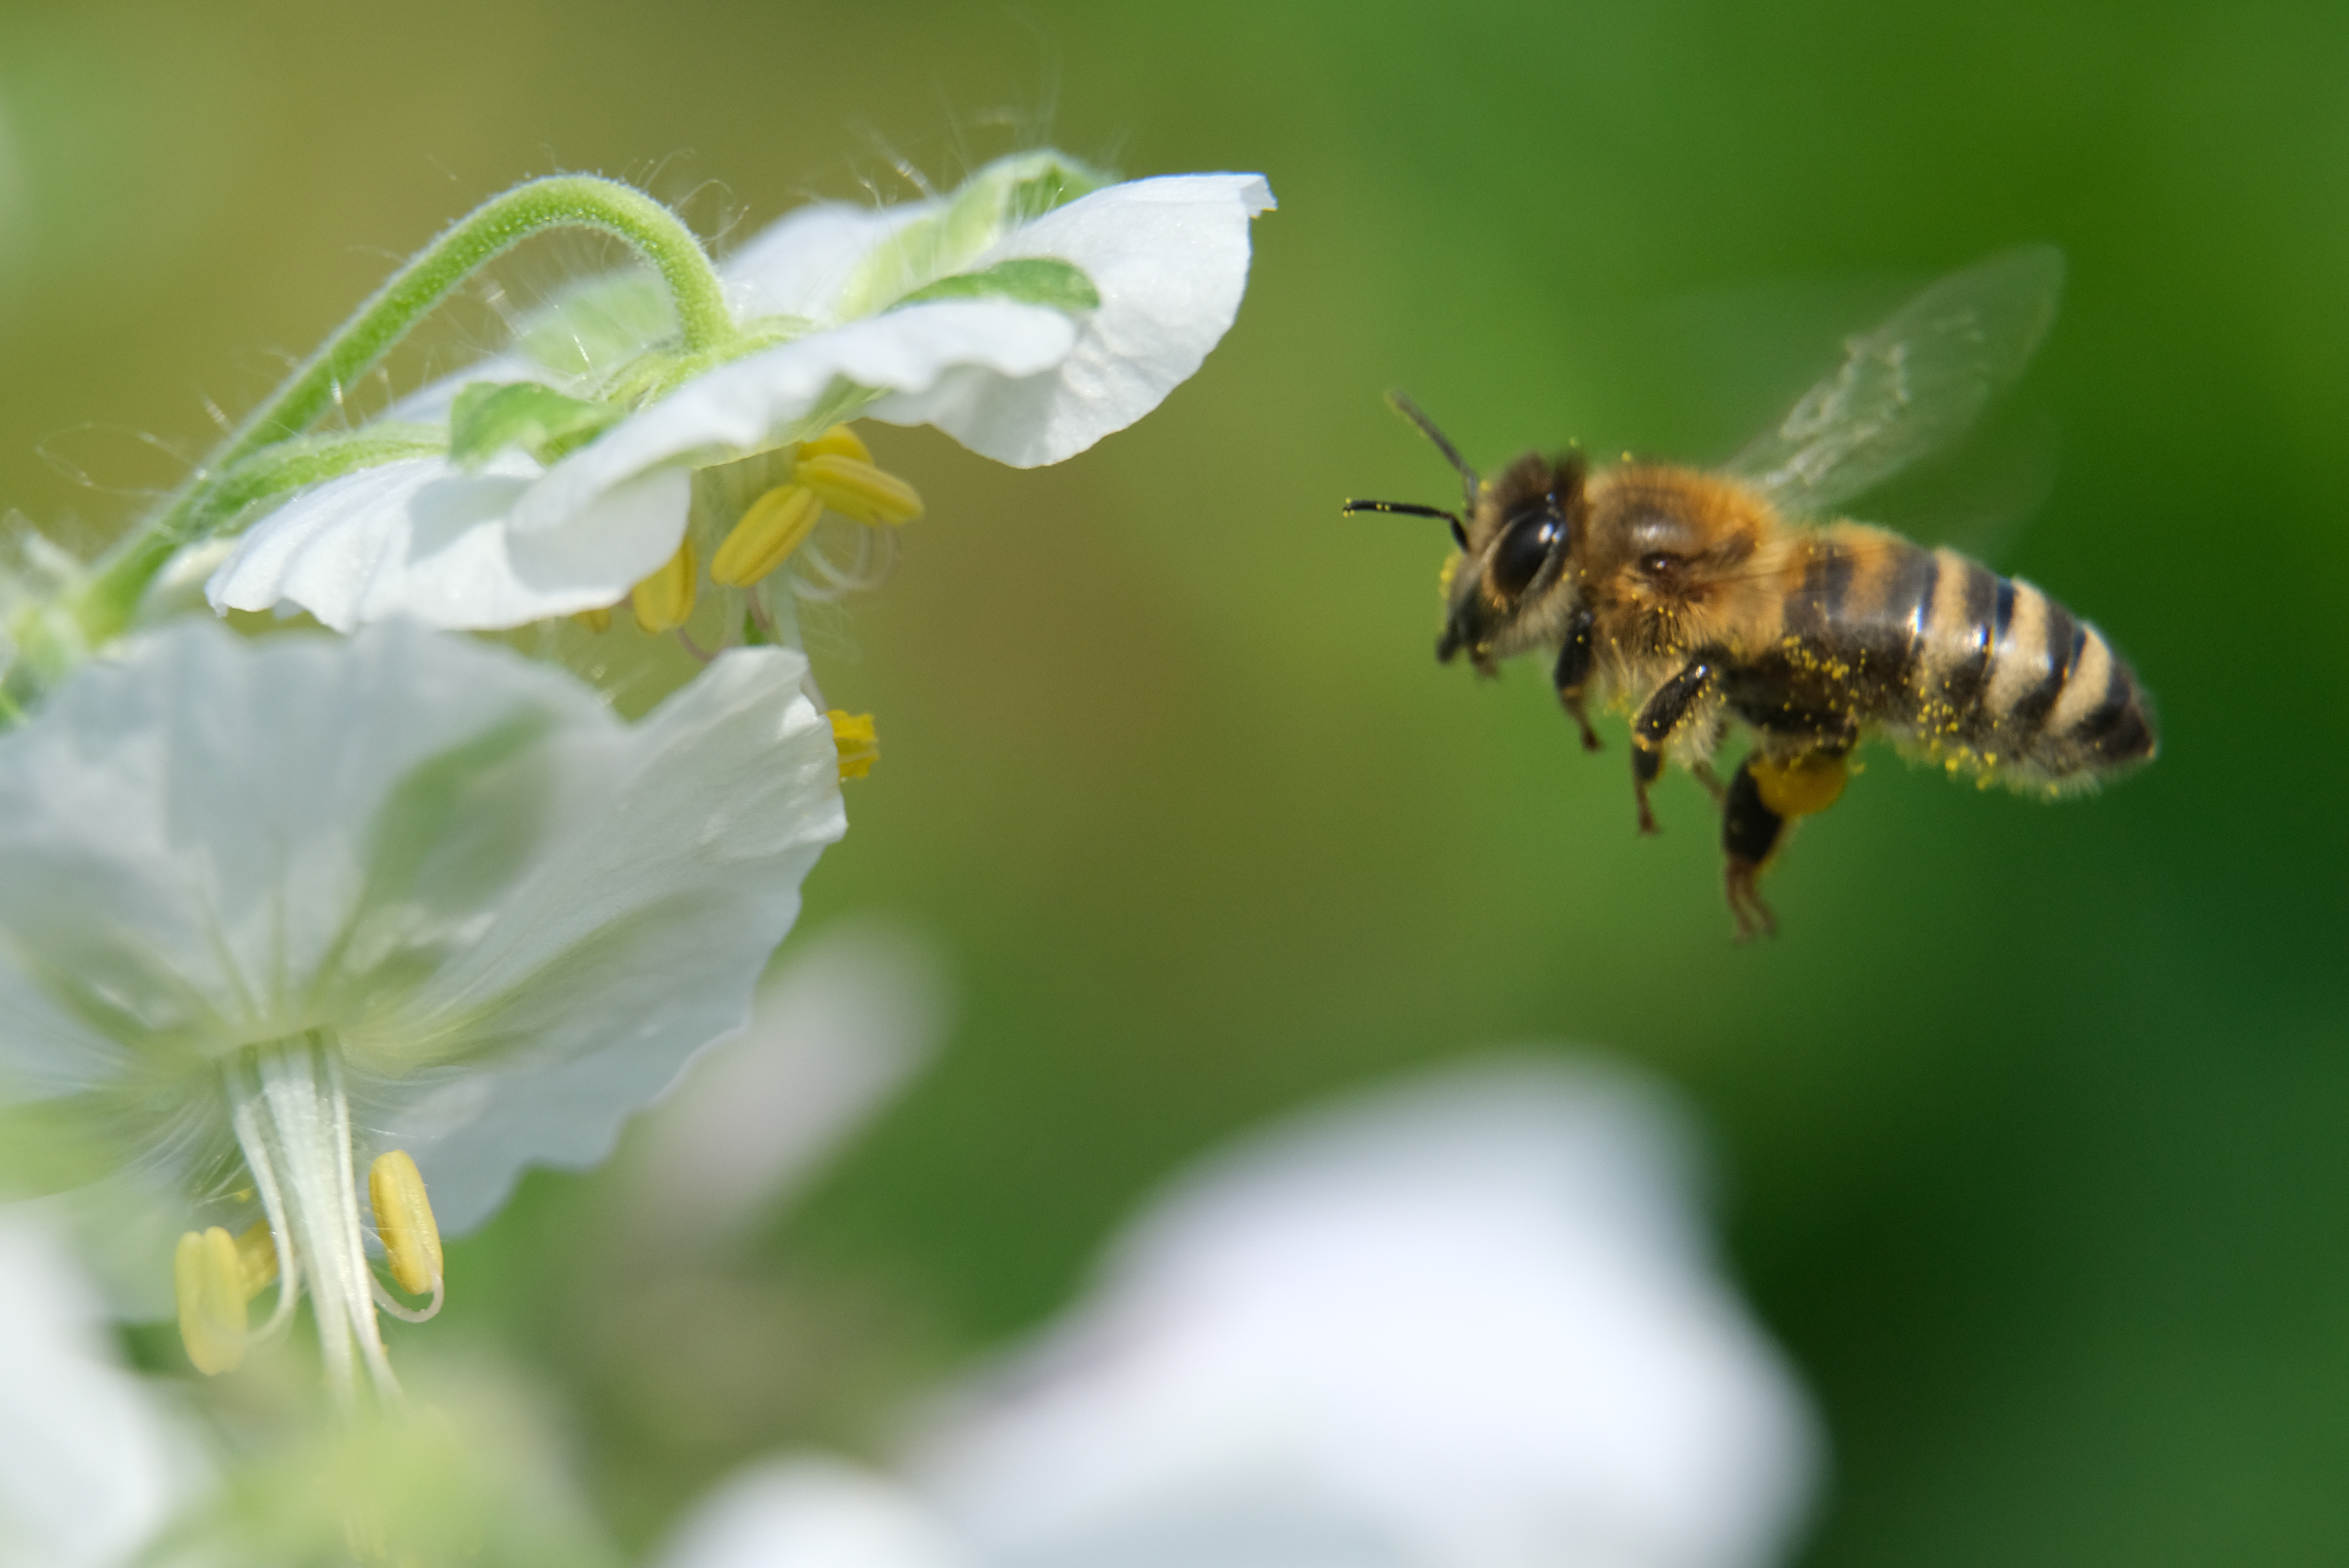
left=657, top=1458, right=972, bottom=1568
left=0, top=620, right=845, bottom=1238
left=723, top=201, right=935, bottom=324
left=508, top=300, right=1076, bottom=537
left=207, top=456, right=689, bottom=631
left=912, top=1056, right=1820, bottom=1568
left=868, top=174, right=1274, bottom=468
left=360, top=640, right=847, bottom=1232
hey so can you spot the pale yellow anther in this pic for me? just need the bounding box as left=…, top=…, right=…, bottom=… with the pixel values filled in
left=797, top=424, right=874, bottom=465
left=576, top=604, right=613, bottom=634
left=1751, top=752, right=1849, bottom=819
left=174, top=1226, right=248, bottom=1376
left=828, top=710, right=880, bottom=781
left=368, top=1149, right=443, bottom=1298
left=631, top=537, right=698, bottom=633
left=234, top=1220, right=279, bottom=1299
left=795, top=453, right=925, bottom=527
left=711, top=484, right=824, bottom=587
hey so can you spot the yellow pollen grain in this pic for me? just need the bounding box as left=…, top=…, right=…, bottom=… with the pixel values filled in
left=369, top=1150, right=444, bottom=1297
left=828, top=710, right=880, bottom=781
left=174, top=1226, right=247, bottom=1376
left=631, top=537, right=698, bottom=633
left=712, top=484, right=824, bottom=587
left=1751, top=752, right=1848, bottom=819
left=796, top=454, right=924, bottom=527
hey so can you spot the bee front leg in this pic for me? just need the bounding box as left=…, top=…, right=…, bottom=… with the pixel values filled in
left=1628, top=653, right=1725, bottom=835
left=1552, top=609, right=1602, bottom=752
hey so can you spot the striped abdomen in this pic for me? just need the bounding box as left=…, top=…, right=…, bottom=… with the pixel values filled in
left=1780, top=528, right=2156, bottom=786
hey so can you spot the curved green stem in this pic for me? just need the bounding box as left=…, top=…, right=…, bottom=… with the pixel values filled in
left=76, top=176, right=732, bottom=642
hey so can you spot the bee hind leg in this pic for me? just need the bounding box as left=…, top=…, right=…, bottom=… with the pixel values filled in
left=1721, top=759, right=1784, bottom=941
left=1718, top=748, right=1850, bottom=941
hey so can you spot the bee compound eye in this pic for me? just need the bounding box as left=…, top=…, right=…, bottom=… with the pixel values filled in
left=1490, top=511, right=1563, bottom=599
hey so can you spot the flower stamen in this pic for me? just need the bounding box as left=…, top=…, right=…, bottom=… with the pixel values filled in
left=796, top=453, right=924, bottom=528
left=711, top=484, right=822, bottom=588
left=173, top=1227, right=249, bottom=1375
left=828, top=710, right=879, bottom=780
left=367, top=1149, right=446, bottom=1324
left=631, top=537, right=698, bottom=632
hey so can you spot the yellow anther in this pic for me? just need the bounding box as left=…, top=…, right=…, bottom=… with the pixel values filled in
left=368, top=1149, right=443, bottom=1297
left=174, top=1226, right=247, bottom=1376
left=575, top=604, right=613, bottom=634
left=234, top=1221, right=279, bottom=1299
left=711, top=484, right=824, bottom=587
left=797, top=423, right=874, bottom=465
left=828, top=710, right=880, bottom=781
left=795, top=453, right=925, bottom=527
left=631, top=537, right=698, bottom=633
left=1751, top=752, right=1849, bottom=819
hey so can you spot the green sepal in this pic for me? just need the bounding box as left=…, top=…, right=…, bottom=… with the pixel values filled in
left=894, top=257, right=1102, bottom=313
left=203, top=425, right=447, bottom=524
left=448, top=382, right=623, bottom=468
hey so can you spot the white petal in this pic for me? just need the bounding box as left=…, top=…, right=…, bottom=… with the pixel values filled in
left=0, top=1215, right=202, bottom=1566
left=868, top=174, right=1274, bottom=468
left=207, top=456, right=689, bottom=631
left=508, top=301, right=1076, bottom=537
left=723, top=200, right=936, bottom=324
left=0, top=621, right=845, bottom=1239
left=356, top=639, right=847, bottom=1233
left=657, top=1458, right=973, bottom=1568
left=912, top=1056, right=1820, bottom=1568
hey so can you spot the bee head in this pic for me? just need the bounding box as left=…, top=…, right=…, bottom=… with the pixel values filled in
left=1437, top=452, right=1588, bottom=672
left=1343, top=395, right=1588, bottom=672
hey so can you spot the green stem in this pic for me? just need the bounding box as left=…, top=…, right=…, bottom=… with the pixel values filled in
left=77, top=176, right=732, bottom=643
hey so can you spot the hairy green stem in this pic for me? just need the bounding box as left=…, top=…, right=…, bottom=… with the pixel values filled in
left=76, top=176, right=732, bottom=642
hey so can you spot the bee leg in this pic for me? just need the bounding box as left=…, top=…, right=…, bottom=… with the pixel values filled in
left=1721, top=757, right=1783, bottom=942
left=1719, top=748, right=1850, bottom=940
left=1629, top=652, right=1725, bottom=836
left=1553, top=610, right=1602, bottom=752
left=1691, top=759, right=1729, bottom=806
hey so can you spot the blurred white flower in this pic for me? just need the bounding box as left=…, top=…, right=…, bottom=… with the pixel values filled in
left=208, top=154, right=1274, bottom=636
left=658, top=1055, right=1821, bottom=1568
left=0, top=1214, right=201, bottom=1568
left=0, top=619, right=843, bottom=1396
left=622, top=919, right=949, bottom=1254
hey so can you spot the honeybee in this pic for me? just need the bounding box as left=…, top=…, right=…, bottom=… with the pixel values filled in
left=1347, top=247, right=2156, bottom=938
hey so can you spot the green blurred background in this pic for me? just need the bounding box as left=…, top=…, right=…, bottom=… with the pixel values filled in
left=4, top=0, right=2345, bottom=1562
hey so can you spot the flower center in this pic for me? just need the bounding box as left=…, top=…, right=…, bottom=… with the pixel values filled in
left=613, top=424, right=926, bottom=635
left=173, top=1034, right=445, bottom=1402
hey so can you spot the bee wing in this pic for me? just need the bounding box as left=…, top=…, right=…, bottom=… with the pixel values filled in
left=1725, top=246, right=2064, bottom=519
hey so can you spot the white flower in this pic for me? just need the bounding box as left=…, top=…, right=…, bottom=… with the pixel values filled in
left=658, top=1056, right=1821, bottom=1568
left=207, top=155, right=1274, bottom=635
left=0, top=1214, right=203, bottom=1568
left=617, top=920, right=947, bottom=1255
left=0, top=618, right=844, bottom=1396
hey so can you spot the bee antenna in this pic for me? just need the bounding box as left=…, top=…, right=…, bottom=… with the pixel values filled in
left=1384, top=390, right=1480, bottom=512
left=1341, top=497, right=1470, bottom=550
